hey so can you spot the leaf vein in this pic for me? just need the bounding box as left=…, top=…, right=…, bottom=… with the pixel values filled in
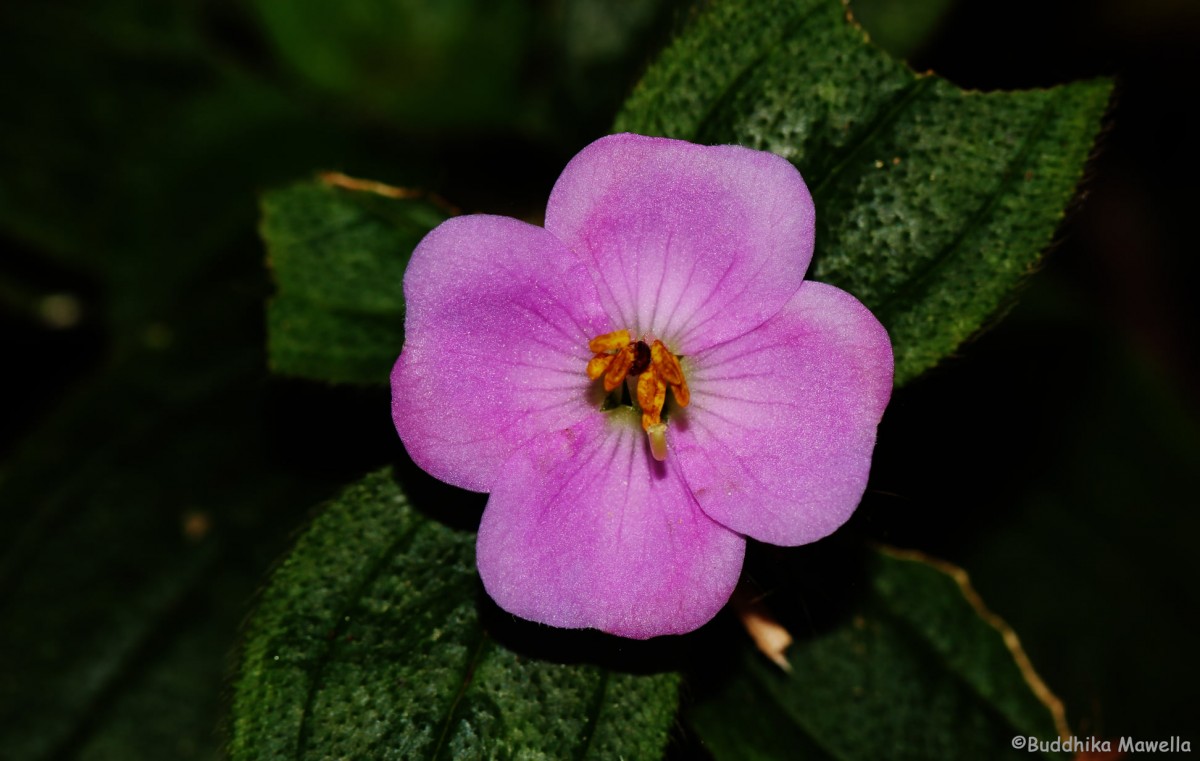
left=292, top=520, right=423, bottom=761
left=874, top=92, right=1062, bottom=323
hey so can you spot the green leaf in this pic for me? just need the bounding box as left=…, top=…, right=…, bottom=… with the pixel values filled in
left=691, top=548, right=1067, bottom=760
left=228, top=469, right=679, bottom=760
left=614, top=0, right=1111, bottom=386
left=263, top=181, right=450, bottom=384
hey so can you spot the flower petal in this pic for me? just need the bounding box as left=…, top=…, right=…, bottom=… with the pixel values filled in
left=673, top=282, right=894, bottom=546
left=477, top=412, right=745, bottom=638
left=544, top=133, right=814, bottom=353
left=392, top=215, right=609, bottom=492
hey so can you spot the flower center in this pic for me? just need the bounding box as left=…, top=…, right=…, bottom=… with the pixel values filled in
left=585, top=329, right=690, bottom=462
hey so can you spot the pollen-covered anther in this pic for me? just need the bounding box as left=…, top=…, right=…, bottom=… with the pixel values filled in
left=586, top=332, right=691, bottom=461
left=586, top=329, right=634, bottom=391
left=637, top=370, right=666, bottom=430
left=650, top=340, right=689, bottom=407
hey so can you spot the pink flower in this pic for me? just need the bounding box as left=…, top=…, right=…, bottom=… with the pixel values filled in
left=391, top=134, right=893, bottom=639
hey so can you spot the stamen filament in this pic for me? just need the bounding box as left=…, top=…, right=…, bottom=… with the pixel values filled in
left=647, top=423, right=668, bottom=462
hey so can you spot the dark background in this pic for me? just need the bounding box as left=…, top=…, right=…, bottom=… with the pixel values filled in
left=1, top=0, right=1196, bottom=757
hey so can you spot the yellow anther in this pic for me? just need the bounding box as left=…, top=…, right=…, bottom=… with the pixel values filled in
left=637, top=371, right=666, bottom=429
left=602, top=344, right=636, bottom=392
left=588, top=329, right=631, bottom=354
left=650, top=340, right=689, bottom=407
left=586, top=330, right=689, bottom=460
left=587, top=329, right=637, bottom=391
left=586, top=354, right=613, bottom=381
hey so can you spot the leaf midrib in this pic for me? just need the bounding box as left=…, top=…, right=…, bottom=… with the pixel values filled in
left=690, top=2, right=829, bottom=142
left=873, top=92, right=1063, bottom=325
left=430, top=630, right=492, bottom=761
left=808, top=75, right=933, bottom=202
left=576, top=669, right=611, bottom=760
left=291, top=517, right=424, bottom=761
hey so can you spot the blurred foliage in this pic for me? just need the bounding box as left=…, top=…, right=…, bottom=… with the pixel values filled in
left=0, top=2, right=348, bottom=332
left=251, top=0, right=535, bottom=131
left=249, top=0, right=688, bottom=145
left=0, top=243, right=346, bottom=759
left=850, top=0, right=956, bottom=59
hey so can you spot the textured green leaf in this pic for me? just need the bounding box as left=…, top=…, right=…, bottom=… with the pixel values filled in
left=263, top=182, right=450, bottom=384
left=229, top=469, right=679, bottom=761
left=614, top=0, right=1111, bottom=385
left=692, top=549, right=1067, bottom=760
